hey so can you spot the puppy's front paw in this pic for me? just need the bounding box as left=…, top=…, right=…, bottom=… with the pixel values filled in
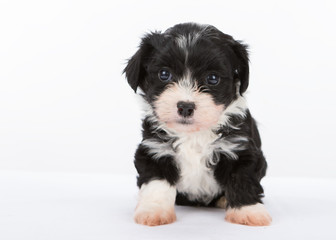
left=225, top=203, right=272, bottom=226
left=134, top=206, right=176, bottom=226
left=134, top=180, right=177, bottom=226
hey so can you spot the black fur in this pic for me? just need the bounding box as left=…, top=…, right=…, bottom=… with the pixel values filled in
left=134, top=118, right=180, bottom=187
left=124, top=23, right=267, bottom=210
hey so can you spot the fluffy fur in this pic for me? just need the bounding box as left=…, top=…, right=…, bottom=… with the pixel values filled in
left=134, top=180, right=176, bottom=226
left=124, top=23, right=271, bottom=226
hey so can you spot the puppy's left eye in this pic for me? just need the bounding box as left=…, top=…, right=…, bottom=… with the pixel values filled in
left=206, top=74, right=220, bottom=85
left=158, top=69, right=172, bottom=81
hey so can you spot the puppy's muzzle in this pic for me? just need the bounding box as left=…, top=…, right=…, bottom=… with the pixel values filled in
left=177, top=101, right=195, bottom=118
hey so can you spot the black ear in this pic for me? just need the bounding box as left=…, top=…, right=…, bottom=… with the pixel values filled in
left=123, top=33, right=162, bottom=92
left=231, top=41, right=249, bottom=95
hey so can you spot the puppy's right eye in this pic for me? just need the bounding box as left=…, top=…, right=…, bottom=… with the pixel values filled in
left=206, top=73, right=220, bottom=85
left=158, top=69, right=172, bottom=81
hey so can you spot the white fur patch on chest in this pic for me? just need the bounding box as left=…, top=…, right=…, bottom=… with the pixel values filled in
left=141, top=129, right=245, bottom=204
left=173, top=130, right=224, bottom=204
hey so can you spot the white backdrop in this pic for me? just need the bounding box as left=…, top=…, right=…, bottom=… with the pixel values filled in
left=1, top=0, right=335, bottom=178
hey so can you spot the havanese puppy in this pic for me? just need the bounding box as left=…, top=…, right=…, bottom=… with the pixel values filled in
left=124, top=23, right=271, bottom=226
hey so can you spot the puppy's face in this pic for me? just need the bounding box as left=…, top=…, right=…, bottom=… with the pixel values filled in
left=124, top=23, right=249, bottom=133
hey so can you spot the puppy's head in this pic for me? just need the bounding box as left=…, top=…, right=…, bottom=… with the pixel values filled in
left=124, top=23, right=249, bottom=133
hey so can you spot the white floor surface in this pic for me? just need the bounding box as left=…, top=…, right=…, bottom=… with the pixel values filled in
left=1, top=171, right=335, bottom=240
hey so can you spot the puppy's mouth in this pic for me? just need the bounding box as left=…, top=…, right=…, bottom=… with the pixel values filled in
left=176, top=118, right=194, bottom=125
left=165, top=118, right=200, bottom=133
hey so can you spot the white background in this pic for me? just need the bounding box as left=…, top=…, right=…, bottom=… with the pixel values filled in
left=1, top=0, right=336, bottom=178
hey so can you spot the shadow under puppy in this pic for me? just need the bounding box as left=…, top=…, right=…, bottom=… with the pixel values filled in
left=124, top=23, right=271, bottom=226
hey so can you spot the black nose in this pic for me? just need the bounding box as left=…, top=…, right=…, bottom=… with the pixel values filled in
left=177, top=101, right=195, bottom=118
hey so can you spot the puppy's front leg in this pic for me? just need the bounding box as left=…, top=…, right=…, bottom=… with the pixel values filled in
left=134, top=179, right=177, bottom=226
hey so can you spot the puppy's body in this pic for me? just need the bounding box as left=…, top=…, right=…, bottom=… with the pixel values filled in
left=124, top=23, right=271, bottom=226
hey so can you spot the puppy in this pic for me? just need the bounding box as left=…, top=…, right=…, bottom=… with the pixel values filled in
left=124, top=23, right=271, bottom=226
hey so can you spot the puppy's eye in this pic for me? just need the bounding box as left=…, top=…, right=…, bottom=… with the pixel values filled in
left=158, top=69, right=172, bottom=81
left=206, top=74, right=220, bottom=85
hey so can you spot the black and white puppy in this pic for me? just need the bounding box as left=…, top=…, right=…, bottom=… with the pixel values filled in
left=124, top=23, right=271, bottom=226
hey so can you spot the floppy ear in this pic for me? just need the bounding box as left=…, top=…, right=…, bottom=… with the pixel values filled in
left=231, top=41, right=249, bottom=95
left=123, top=33, right=162, bottom=92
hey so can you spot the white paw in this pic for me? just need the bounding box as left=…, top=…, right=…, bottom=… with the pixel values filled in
left=225, top=203, right=272, bottom=226
left=134, top=180, right=177, bottom=226
left=134, top=205, right=176, bottom=226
